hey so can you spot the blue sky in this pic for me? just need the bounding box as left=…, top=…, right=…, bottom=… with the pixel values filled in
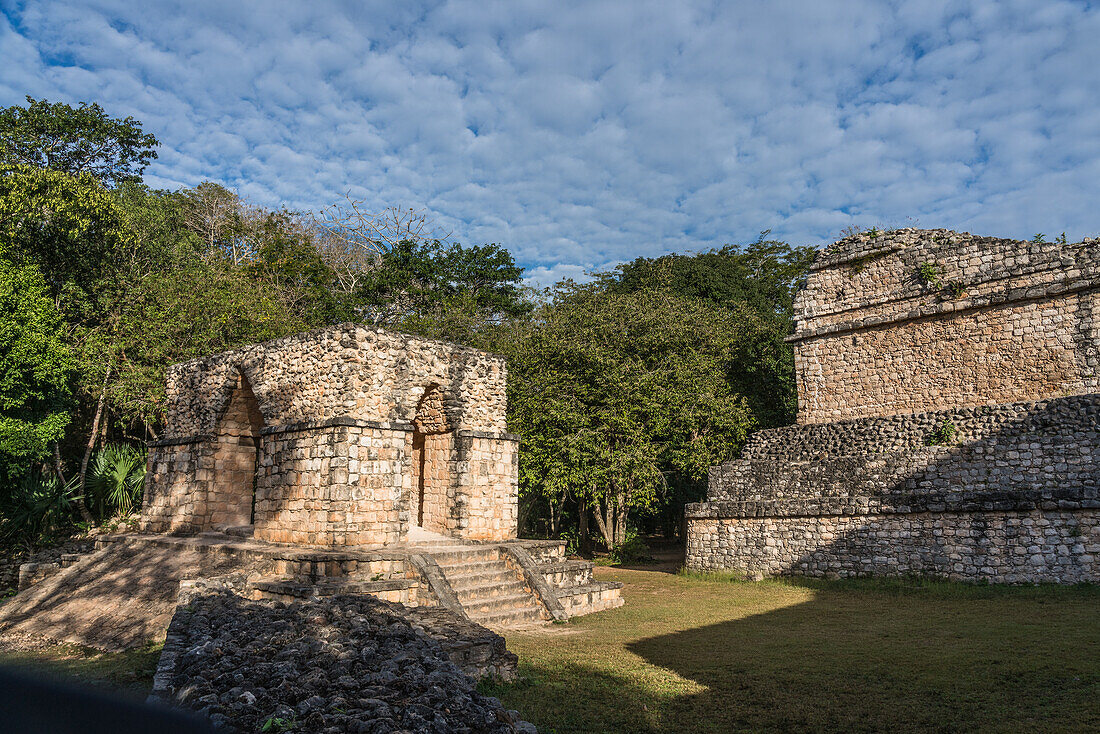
left=2, top=1, right=1098, bottom=285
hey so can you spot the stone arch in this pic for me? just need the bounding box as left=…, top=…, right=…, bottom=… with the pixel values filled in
left=410, top=384, right=455, bottom=534
left=207, top=368, right=265, bottom=528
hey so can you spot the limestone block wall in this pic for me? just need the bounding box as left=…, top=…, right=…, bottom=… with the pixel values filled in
left=687, top=511, right=1100, bottom=583
left=160, top=324, right=508, bottom=436
left=141, top=440, right=212, bottom=534
left=685, top=394, right=1100, bottom=583
left=453, top=432, right=519, bottom=541
left=140, top=324, right=519, bottom=545
left=791, top=230, right=1100, bottom=423
left=254, top=421, right=409, bottom=546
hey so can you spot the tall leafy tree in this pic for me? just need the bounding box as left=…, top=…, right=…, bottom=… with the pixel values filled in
left=611, top=236, right=817, bottom=427
left=0, top=97, right=158, bottom=186
left=0, top=259, right=75, bottom=478
left=503, top=283, right=758, bottom=548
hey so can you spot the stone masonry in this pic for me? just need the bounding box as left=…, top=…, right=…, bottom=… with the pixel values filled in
left=791, top=229, right=1100, bottom=423
left=686, top=230, right=1100, bottom=583
left=139, top=323, right=520, bottom=546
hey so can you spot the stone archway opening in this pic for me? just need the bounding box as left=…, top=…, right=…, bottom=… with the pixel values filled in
left=208, top=370, right=264, bottom=528
left=411, top=386, right=453, bottom=535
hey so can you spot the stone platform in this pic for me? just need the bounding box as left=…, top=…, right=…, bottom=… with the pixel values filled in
left=686, top=393, right=1100, bottom=583
left=0, top=530, right=622, bottom=652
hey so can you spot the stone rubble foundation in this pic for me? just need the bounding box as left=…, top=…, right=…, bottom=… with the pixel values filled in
left=152, top=584, right=535, bottom=734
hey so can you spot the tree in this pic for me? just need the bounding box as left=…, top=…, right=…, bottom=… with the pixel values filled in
left=0, top=96, right=158, bottom=186
left=502, top=283, right=757, bottom=549
left=611, top=235, right=817, bottom=427
left=313, top=199, right=451, bottom=264
left=358, top=239, right=532, bottom=333
left=613, top=233, right=816, bottom=319
left=0, top=164, right=135, bottom=321
left=0, top=260, right=75, bottom=478
left=180, top=182, right=246, bottom=262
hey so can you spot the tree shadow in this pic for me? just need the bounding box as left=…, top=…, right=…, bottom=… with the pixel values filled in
left=493, top=580, right=1100, bottom=733
left=0, top=540, right=243, bottom=651
left=699, top=394, right=1100, bottom=583
left=623, top=584, right=1100, bottom=733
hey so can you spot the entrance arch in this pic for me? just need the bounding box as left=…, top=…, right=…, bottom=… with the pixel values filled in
left=208, top=370, right=264, bottom=528
left=411, top=386, right=453, bottom=535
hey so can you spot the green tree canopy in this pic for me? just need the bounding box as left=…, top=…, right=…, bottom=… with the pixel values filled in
left=0, top=259, right=74, bottom=476
left=0, top=97, right=158, bottom=186
left=502, top=283, right=758, bottom=548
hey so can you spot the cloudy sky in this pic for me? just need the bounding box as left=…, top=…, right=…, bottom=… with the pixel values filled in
left=2, top=1, right=1098, bottom=284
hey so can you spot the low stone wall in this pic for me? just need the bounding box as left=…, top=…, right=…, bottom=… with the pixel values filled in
left=687, top=510, right=1100, bottom=583
left=686, top=393, right=1100, bottom=583
left=152, top=584, right=532, bottom=733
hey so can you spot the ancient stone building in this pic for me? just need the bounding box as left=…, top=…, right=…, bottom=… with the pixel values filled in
left=139, top=323, right=520, bottom=546
left=686, top=229, right=1100, bottom=583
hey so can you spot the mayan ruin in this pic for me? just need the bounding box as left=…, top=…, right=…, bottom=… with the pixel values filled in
left=139, top=323, right=520, bottom=545
left=5, top=8, right=1100, bottom=728
left=686, top=229, right=1100, bottom=583
left=0, top=325, right=621, bottom=694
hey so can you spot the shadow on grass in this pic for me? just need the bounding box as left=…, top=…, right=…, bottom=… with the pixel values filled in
left=490, top=579, right=1100, bottom=734
left=0, top=641, right=162, bottom=699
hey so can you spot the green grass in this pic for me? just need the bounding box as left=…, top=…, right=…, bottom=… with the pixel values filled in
left=484, top=567, right=1100, bottom=733
left=0, top=639, right=162, bottom=698
left=4, top=567, right=1098, bottom=732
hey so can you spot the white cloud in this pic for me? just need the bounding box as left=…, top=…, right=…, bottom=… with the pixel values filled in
left=2, top=0, right=1099, bottom=284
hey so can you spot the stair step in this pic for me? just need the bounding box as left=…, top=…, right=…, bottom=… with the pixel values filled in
left=439, top=560, right=508, bottom=575
left=446, top=569, right=518, bottom=587
left=454, top=581, right=528, bottom=602
left=461, top=593, right=539, bottom=615
left=431, top=549, right=501, bottom=565
left=467, top=605, right=544, bottom=628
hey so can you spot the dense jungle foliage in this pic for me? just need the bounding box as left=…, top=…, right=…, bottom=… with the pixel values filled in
left=0, top=96, right=816, bottom=554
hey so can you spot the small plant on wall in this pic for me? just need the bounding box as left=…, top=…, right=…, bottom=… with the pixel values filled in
left=943, top=280, right=966, bottom=299
left=916, top=261, right=941, bottom=288
left=926, top=419, right=958, bottom=446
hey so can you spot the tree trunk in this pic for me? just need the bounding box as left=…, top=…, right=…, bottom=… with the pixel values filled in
left=593, top=491, right=615, bottom=551
left=615, top=490, right=628, bottom=545
left=579, top=502, right=591, bottom=556
left=77, top=367, right=111, bottom=526
left=52, top=442, right=67, bottom=483
left=548, top=498, right=559, bottom=538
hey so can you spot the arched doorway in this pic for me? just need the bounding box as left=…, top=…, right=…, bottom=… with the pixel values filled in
left=207, top=370, right=264, bottom=528
left=411, top=386, right=453, bottom=535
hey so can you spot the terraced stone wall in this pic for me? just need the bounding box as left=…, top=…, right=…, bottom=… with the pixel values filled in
left=686, top=395, right=1100, bottom=582
left=792, top=230, right=1100, bottom=423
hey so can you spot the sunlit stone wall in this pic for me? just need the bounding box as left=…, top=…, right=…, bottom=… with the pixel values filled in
left=140, top=324, right=518, bottom=545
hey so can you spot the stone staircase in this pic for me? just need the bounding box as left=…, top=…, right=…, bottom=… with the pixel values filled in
left=432, top=546, right=545, bottom=628
left=431, top=541, right=624, bottom=628
left=155, top=529, right=624, bottom=630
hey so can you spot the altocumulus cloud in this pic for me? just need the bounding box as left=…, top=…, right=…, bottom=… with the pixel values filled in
left=2, top=0, right=1099, bottom=285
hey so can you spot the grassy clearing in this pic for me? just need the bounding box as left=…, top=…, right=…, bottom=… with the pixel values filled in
left=0, top=637, right=161, bottom=699
left=485, top=567, right=1100, bottom=733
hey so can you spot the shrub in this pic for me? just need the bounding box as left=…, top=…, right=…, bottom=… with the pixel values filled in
left=926, top=419, right=958, bottom=446
left=944, top=281, right=966, bottom=298
left=609, top=529, right=651, bottom=564
left=0, top=471, right=80, bottom=544
left=559, top=527, right=581, bottom=556
left=916, top=262, right=940, bottom=288
left=88, top=443, right=147, bottom=518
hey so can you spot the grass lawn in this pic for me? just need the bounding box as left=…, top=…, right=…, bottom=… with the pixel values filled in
left=2, top=567, right=1098, bottom=733
left=485, top=566, right=1100, bottom=734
